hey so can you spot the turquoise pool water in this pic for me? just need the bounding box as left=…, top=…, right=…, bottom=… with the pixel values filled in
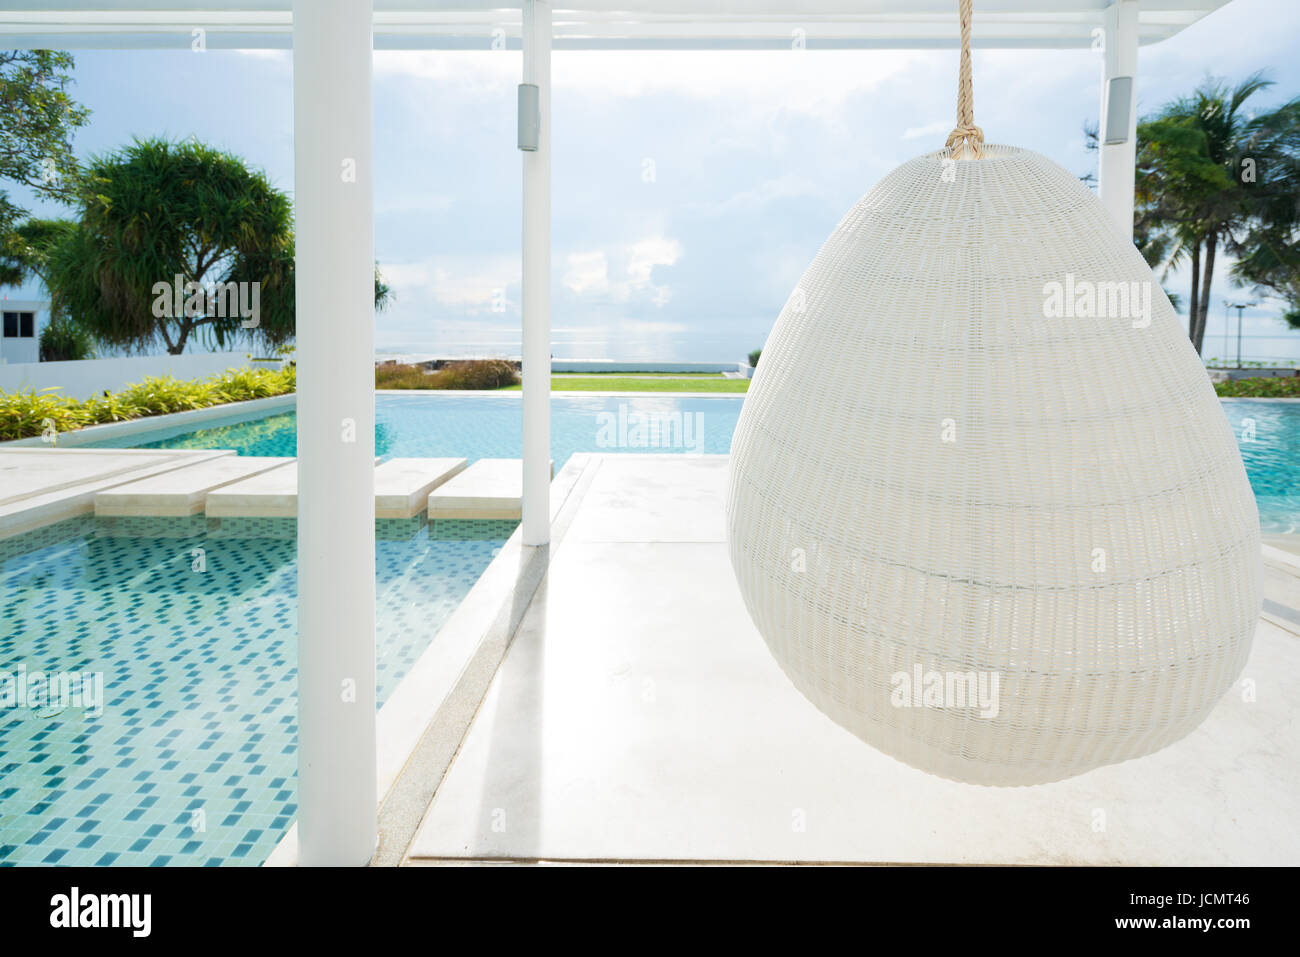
left=91, top=393, right=1300, bottom=532
left=1220, top=400, right=1300, bottom=535
left=87, top=393, right=738, bottom=463
left=0, top=514, right=514, bottom=866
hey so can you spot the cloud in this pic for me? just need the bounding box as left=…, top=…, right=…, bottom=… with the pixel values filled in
left=431, top=267, right=513, bottom=311
left=626, top=236, right=682, bottom=285
left=381, top=255, right=520, bottom=313
left=374, top=50, right=517, bottom=98
left=690, top=174, right=822, bottom=216
left=563, top=250, right=610, bottom=296
left=902, top=120, right=952, bottom=140
left=564, top=236, right=682, bottom=306
left=374, top=49, right=919, bottom=121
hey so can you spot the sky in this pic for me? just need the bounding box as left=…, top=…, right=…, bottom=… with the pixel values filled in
left=6, top=0, right=1300, bottom=363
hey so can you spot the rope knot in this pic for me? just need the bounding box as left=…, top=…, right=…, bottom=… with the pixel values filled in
left=945, top=123, right=985, bottom=160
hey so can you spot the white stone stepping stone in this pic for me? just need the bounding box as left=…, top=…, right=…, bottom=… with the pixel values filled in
left=94, top=455, right=294, bottom=517
left=374, top=457, right=468, bottom=519
left=428, top=458, right=553, bottom=520
left=0, top=448, right=230, bottom=538
left=0, top=448, right=220, bottom=506
left=206, top=457, right=461, bottom=518
left=204, top=460, right=300, bottom=518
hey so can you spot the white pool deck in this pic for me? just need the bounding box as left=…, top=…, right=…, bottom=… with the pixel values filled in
left=396, top=454, right=1300, bottom=866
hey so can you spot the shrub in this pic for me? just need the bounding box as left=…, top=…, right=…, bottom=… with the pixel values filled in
left=430, top=359, right=519, bottom=390
left=1214, top=375, right=1300, bottom=398
left=0, top=364, right=296, bottom=441
left=748, top=349, right=761, bottom=368
left=0, top=388, right=92, bottom=440
left=375, top=362, right=437, bottom=389
left=375, top=359, right=519, bottom=390
left=39, top=318, right=96, bottom=361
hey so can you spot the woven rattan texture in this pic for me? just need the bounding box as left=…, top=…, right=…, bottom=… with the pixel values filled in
left=726, top=145, right=1261, bottom=786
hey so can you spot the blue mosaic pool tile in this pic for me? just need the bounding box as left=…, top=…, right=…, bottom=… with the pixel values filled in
left=0, top=512, right=513, bottom=867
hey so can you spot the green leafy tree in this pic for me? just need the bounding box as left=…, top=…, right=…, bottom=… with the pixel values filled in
left=48, top=138, right=295, bottom=354
left=1135, top=74, right=1300, bottom=353
left=47, top=137, right=394, bottom=355
left=1227, top=100, right=1300, bottom=327
left=0, top=216, right=75, bottom=288
left=374, top=263, right=393, bottom=312
left=1, top=218, right=92, bottom=359
left=1234, top=235, right=1300, bottom=327
left=0, top=51, right=90, bottom=238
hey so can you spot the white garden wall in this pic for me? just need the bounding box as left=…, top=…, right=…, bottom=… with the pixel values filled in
left=0, top=350, right=256, bottom=399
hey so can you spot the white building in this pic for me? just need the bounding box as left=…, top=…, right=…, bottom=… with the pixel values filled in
left=0, top=299, right=46, bottom=365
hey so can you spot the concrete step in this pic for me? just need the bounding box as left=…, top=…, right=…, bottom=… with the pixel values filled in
left=206, top=457, right=466, bottom=519
left=0, top=448, right=231, bottom=538
left=428, top=458, right=553, bottom=521
left=375, top=457, right=468, bottom=518
left=94, top=455, right=294, bottom=517
left=203, top=460, right=299, bottom=518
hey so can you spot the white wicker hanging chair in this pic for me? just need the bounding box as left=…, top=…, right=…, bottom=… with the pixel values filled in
left=726, top=2, right=1260, bottom=786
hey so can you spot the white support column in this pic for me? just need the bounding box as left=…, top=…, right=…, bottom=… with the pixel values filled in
left=521, top=0, right=552, bottom=546
left=292, top=0, right=377, bottom=866
left=1099, top=0, right=1139, bottom=240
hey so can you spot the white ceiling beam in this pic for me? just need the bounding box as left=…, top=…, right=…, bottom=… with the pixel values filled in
left=0, top=2, right=1233, bottom=50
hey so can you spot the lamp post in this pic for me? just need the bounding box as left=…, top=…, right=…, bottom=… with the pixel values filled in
left=1226, top=301, right=1257, bottom=369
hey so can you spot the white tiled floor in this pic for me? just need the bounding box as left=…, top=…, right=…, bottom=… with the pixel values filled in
left=408, top=454, right=1300, bottom=865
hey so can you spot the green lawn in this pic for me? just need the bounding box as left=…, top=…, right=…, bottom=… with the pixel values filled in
left=547, top=370, right=726, bottom=376
left=501, top=375, right=750, bottom=393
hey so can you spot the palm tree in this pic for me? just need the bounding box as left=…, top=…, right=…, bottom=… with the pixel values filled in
left=1228, top=98, right=1300, bottom=327
left=1135, top=73, right=1300, bottom=354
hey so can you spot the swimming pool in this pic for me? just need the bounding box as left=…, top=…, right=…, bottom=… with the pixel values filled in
left=90, top=393, right=1300, bottom=533
left=87, top=393, right=738, bottom=462
left=1220, top=400, right=1300, bottom=535
left=5, top=393, right=1297, bottom=867
left=0, top=514, right=514, bottom=866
